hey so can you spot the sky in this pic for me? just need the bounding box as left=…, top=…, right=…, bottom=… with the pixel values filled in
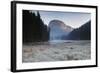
left=31, top=10, right=91, bottom=28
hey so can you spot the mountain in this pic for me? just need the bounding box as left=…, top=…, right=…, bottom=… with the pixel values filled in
left=67, top=20, right=91, bottom=40
left=49, top=20, right=73, bottom=40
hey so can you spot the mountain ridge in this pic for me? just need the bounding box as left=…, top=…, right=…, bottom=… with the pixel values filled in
left=49, top=20, right=73, bottom=40
left=67, top=20, right=91, bottom=40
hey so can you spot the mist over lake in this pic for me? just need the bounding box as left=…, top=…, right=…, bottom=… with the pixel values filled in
left=22, top=10, right=91, bottom=63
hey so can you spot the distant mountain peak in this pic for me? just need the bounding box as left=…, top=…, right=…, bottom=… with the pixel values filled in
left=49, top=20, right=73, bottom=31
left=49, top=20, right=65, bottom=26
left=49, top=20, right=73, bottom=40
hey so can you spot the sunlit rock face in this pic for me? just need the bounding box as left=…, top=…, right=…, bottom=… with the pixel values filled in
left=49, top=20, right=73, bottom=40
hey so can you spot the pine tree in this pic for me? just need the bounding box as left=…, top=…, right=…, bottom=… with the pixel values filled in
left=23, top=10, right=49, bottom=43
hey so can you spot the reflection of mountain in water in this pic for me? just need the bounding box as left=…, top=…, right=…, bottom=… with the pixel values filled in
left=49, top=20, right=73, bottom=40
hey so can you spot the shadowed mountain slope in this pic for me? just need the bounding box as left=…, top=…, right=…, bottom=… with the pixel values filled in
left=67, top=20, right=91, bottom=40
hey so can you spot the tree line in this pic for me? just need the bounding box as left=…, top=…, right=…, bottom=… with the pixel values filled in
left=23, top=10, right=49, bottom=43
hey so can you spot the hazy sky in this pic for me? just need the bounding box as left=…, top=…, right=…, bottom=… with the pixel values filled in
left=31, top=10, right=91, bottom=28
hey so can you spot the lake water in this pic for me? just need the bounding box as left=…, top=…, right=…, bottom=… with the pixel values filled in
left=49, top=40, right=90, bottom=44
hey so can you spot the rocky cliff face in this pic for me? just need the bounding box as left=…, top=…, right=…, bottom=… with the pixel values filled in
left=49, top=20, right=73, bottom=40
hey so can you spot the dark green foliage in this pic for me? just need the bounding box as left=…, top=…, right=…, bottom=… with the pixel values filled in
left=23, top=10, right=49, bottom=43
left=67, top=21, right=91, bottom=40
